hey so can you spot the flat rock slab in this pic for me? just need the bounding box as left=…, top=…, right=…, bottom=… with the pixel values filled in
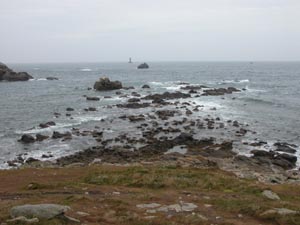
left=262, top=190, right=281, bottom=200
left=10, top=204, right=70, bottom=220
left=260, top=208, right=298, bottom=217
left=137, top=202, right=197, bottom=214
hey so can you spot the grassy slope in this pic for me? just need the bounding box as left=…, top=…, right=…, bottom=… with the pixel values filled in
left=0, top=165, right=300, bottom=225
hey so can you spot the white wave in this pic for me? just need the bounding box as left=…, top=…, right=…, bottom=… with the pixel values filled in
left=245, top=86, right=267, bottom=93
left=17, top=122, right=78, bottom=134
left=102, top=96, right=122, bottom=101
left=219, top=79, right=249, bottom=84
left=149, top=81, right=164, bottom=86
left=80, top=68, right=92, bottom=72
left=29, top=78, right=47, bottom=82
left=165, top=86, right=181, bottom=91
left=74, top=115, right=106, bottom=123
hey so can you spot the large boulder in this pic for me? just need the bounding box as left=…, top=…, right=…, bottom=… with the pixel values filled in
left=19, top=134, right=35, bottom=143
left=94, top=77, right=122, bottom=91
left=10, top=204, right=70, bottom=220
left=137, top=63, right=149, bottom=69
left=0, top=62, right=33, bottom=81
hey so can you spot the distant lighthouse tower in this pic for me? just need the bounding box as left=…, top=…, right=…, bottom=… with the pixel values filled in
left=128, top=57, right=132, bottom=63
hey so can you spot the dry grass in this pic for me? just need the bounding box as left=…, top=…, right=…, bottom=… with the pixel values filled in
left=0, top=165, right=300, bottom=224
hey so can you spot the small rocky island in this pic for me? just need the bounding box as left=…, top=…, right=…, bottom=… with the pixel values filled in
left=93, top=77, right=123, bottom=91
left=0, top=62, right=33, bottom=82
left=137, top=63, right=149, bottom=69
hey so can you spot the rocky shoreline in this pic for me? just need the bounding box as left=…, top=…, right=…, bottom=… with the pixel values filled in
left=4, top=76, right=298, bottom=184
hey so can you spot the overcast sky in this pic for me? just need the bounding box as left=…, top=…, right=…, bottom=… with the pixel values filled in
left=1, top=0, right=300, bottom=63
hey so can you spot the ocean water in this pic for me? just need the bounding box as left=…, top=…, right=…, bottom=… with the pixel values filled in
left=0, top=61, right=300, bottom=168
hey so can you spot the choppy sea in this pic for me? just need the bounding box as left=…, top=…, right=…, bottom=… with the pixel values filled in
left=1, top=61, right=299, bottom=168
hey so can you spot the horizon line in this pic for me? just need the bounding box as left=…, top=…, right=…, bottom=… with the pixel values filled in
left=6, top=60, right=300, bottom=64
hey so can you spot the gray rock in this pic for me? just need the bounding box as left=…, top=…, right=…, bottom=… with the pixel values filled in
left=10, top=204, right=70, bottom=220
left=20, top=134, right=35, bottom=143
left=142, top=84, right=150, bottom=88
left=46, top=77, right=59, bottom=80
left=94, top=77, right=122, bottom=91
left=137, top=63, right=149, bottom=69
left=0, top=63, right=33, bottom=81
left=260, top=208, right=298, bottom=217
left=86, top=96, right=100, bottom=101
left=262, top=190, right=280, bottom=200
left=7, top=216, right=39, bottom=224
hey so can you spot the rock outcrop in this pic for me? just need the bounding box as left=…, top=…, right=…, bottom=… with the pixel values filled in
left=10, top=204, right=70, bottom=220
left=137, top=63, right=149, bottom=69
left=0, top=62, right=33, bottom=81
left=94, top=77, right=122, bottom=91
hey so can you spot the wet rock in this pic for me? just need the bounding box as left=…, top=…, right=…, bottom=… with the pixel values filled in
left=143, top=92, right=191, bottom=101
left=186, top=110, right=193, bottom=115
left=53, top=112, right=61, bottom=117
left=156, top=110, right=177, bottom=120
left=46, top=77, right=58, bottom=80
left=128, top=115, right=145, bottom=122
left=142, top=84, right=150, bottom=88
left=94, top=77, right=122, bottom=91
left=137, top=63, right=149, bottom=69
left=26, top=157, right=40, bottom=164
left=66, top=107, right=74, bottom=111
left=116, top=103, right=150, bottom=109
left=181, top=85, right=208, bottom=90
left=35, top=134, right=49, bottom=142
left=86, top=96, right=100, bottom=101
left=251, top=150, right=297, bottom=170
left=10, top=204, right=70, bottom=220
left=52, top=131, right=72, bottom=139
left=232, top=121, right=239, bottom=127
left=173, top=133, right=194, bottom=144
left=128, top=98, right=140, bottom=103
left=39, top=121, right=56, bottom=128
left=19, top=134, right=35, bottom=143
left=123, top=86, right=135, bottom=90
left=189, top=89, right=198, bottom=94
left=131, top=92, right=141, bottom=97
left=202, top=87, right=240, bottom=96
left=274, top=142, right=297, bottom=154
left=0, top=62, right=33, bottom=81
left=115, top=91, right=122, bottom=95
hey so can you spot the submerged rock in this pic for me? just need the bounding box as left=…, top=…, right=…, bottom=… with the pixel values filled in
left=86, top=96, right=100, bottom=101
left=46, top=77, right=59, bottom=80
left=143, top=92, right=191, bottom=101
left=94, top=77, right=122, bottom=91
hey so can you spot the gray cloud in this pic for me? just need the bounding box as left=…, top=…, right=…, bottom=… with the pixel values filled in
left=0, top=0, right=299, bottom=62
